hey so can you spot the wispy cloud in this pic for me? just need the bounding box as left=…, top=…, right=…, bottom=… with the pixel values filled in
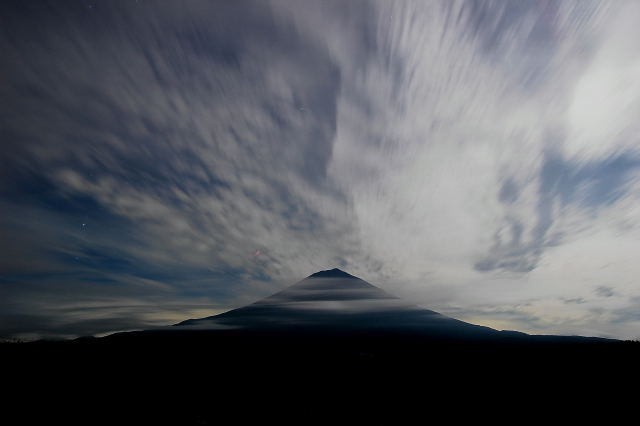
left=2, top=1, right=640, bottom=339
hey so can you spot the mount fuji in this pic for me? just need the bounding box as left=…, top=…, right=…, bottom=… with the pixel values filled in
left=7, top=269, right=631, bottom=425
left=173, top=268, right=499, bottom=337
left=168, top=268, right=606, bottom=343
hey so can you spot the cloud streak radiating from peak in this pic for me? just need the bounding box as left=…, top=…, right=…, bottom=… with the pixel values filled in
left=2, top=0, right=640, bottom=339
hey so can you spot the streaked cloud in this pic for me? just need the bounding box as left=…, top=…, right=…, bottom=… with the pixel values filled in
left=2, top=0, right=640, bottom=339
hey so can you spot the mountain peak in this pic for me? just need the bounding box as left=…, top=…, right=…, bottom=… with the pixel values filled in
left=308, top=268, right=357, bottom=279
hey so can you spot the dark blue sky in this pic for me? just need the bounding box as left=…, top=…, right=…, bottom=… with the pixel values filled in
left=2, top=0, right=640, bottom=340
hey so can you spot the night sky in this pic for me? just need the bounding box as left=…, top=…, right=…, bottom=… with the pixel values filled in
left=2, top=0, right=640, bottom=340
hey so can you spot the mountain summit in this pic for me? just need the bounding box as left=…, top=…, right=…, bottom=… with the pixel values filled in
left=308, top=268, right=357, bottom=279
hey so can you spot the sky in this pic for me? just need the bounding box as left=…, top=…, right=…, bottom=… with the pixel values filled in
left=2, top=0, right=640, bottom=340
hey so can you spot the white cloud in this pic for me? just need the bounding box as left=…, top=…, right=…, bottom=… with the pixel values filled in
left=316, top=1, right=640, bottom=338
left=567, top=2, right=640, bottom=159
left=4, top=1, right=640, bottom=339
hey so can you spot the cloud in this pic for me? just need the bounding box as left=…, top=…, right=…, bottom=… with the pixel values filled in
left=475, top=149, right=640, bottom=273
left=595, top=286, right=615, bottom=298
left=2, top=1, right=640, bottom=339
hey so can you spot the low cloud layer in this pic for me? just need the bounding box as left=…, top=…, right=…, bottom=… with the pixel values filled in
left=2, top=1, right=640, bottom=339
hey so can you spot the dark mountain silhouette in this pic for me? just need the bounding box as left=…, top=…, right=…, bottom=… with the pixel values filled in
left=3, top=268, right=636, bottom=425
left=170, top=268, right=610, bottom=343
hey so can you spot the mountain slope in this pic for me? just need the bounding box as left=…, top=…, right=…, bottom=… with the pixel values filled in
left=173, top=268, right=539, bottom=341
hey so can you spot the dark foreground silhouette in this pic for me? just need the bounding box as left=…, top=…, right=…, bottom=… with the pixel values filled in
left=3, top=269, right=638, bottom=424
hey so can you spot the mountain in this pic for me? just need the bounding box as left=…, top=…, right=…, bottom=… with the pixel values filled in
left=5, top=268, right=633, bottom=426
left=172, top=268, right=608, bottom=343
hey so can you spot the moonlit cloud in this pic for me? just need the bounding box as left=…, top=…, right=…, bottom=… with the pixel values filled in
left=2, top=0, right=640, bottom=339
